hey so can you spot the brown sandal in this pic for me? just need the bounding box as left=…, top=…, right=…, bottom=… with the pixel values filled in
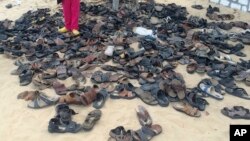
left=59, top=92, right=82, bottom=105
left=52, top=81, right=68, bottom=95
left=80, top=87, right=98, bottom=105
left=173, top=102, right=201, bottom=117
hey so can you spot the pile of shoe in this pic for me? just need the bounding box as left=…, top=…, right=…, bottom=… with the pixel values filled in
left=0, top=0, right=249, bottom=125
left=109, top=105, right=162, bottom=140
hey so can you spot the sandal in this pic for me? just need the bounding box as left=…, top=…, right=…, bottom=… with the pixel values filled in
left=198, top=81, right=224, bottom=100
left=155, top=90, right=169, bottom=107
left=48, top=118, right=82, bottom=133
left=52, top=81, right=68, bottom=95
left=80, top=87, right=98, bottom=105
left=134, top=88, right=158, bottom=105
left=136, top=105, right=153, bottom=127
left=93, top=89, right=108, bottom=109
left=221, top=106, right=250, bottom=119
left=56, top=65, right=68, bottom=80
left=58, top=92, right=82, bottom=105
left=18, top=91, right=59, bottom=109
left=32, top=74, right=54, bottom=90
left=171, top=79, right=186, bottom=100
left=19, top=69, right=33, bottom=86
left=186, top=62, right=198, bottom=74
left=109, top=126, right=133, bottom=141
left=186, top=89, right=209, bottom=111
left=173, top=102, right=201, bottom=117
left=110, top=89, right=136, bottom=100
left=136, top=124, right=162, bottom=141
left=225, top=87, right=250, bottom=100
left=82, top=109, right=102, bottom=131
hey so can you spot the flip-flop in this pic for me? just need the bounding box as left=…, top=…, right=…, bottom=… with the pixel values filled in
left=173, top=102, right=201, bottom=117
left=225, top=87, right=250, bottom=100
left=136, top=105, right=153, bottom=127
left=82, top=109, right=102, bottom=131
left=221, top=106, right=250, bottom=120
left=134, top=88, right=158, bottom=105
left=198, top=82, right=224, bottom=100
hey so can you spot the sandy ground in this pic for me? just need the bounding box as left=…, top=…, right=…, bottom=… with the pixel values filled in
left=0, top=0, right=250, bottom=141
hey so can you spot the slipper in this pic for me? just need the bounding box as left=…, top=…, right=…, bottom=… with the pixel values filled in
left=173, top=102, right=201, bottom=117
left=93, top=89, right=108, bottom=109
left=82, top=109, right=102, bottom=131
left=221, top=106, right=250, bottom=120
left=136, top=105, right=153, bottom=127
left=225, top=87, right=250, bottom=100
left=155, top=90, right=169, bottom=107
left=52, top=81, right=68, bottom=95
left=134, top=88, right=158, bottom=105
left=198, top=82, right=224, bottom=100
left=56, top=65, right=68, bottom=80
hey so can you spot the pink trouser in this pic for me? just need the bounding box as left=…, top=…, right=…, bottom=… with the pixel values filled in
left=62, top=0, right=80, bottom=30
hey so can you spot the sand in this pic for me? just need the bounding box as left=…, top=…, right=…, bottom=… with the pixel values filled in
left=0, top=0, right=250, bottom=141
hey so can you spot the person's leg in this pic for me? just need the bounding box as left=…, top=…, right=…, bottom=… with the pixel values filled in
left=70, top=0, right=80, bottom=32
left=61, top=0, right=72, bottom=31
